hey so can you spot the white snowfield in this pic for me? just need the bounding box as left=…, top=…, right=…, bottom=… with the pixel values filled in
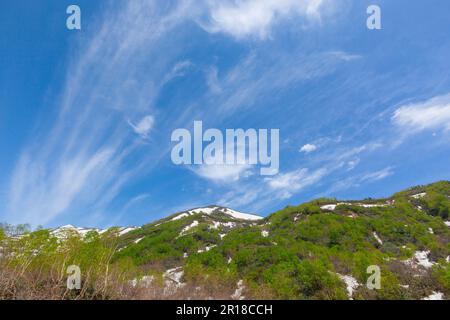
left=134, top=237, right=144, bottom=244
left=373, top=232, right=383, bottom=245
left=210, top=221, right=236, bottom=230
left=180, top=220, right=199, bottom=235
left=404, top=250, right=435, bottom=269
left=171, top=206, right=263, bottom=221
left=51, top=225, right=138, bottom=238
left=51, top=225, right=104, bottom=238
left=170, top=213, right=190, bottom=221
left=118, top=227, right=138, bottom=236
left=320, top=202, right=387, bottom=211
left=411, top=192, right=427, bottom=199
left=320, top=204, right=338, bottom=211
left=221, top=207, right=263, bottom=220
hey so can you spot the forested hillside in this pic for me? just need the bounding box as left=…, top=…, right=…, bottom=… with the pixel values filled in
left=1, top=181, right=449, bottom=300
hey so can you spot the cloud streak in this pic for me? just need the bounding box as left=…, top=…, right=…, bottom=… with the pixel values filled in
left=392, top=93, right=450, bottom=133
left=7, top=1, right=194, bottom=226
left=201, top=0, right=326, bottom=39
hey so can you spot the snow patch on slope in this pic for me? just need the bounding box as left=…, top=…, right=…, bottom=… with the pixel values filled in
left=320, top=202, right=387, bottom=211
left=337, top=274, right=360, bottom=299
left=411, top=192, right=427, bottom=199
left=404, top=251, right=435, bottom=269
left=180, top=220, right=199, bottom=235
left=118, top=227, right=138, bottom=236
left=171, top=206, right=263, bottom=221
left=51, top=225, right=106, bottom=238
left=221, top=207, right=262, bottom=221
left=373, top=232, right=383, bottom=245
left=422, top=291, right=444, bottom=300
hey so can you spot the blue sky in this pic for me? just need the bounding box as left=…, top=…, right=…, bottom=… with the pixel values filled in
left=1, top=0, right=450, bottom=228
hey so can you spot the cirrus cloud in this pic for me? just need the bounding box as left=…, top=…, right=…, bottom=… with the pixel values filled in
left=201, top=0, right=327, bottom=39
left=392, top=93, right=450, bottom=133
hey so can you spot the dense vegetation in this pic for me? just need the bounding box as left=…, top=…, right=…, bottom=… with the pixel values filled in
left=1, top=181, right=449, bottom=300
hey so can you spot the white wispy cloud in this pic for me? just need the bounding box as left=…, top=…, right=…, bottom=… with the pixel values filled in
left=327, top=51, right=362, bottom=62
left=265, top=167, right=327, bottom=199
left=392, top=93, right=450, bottom=133
left=5, top=0, right=374, bottom=226
left=346, top=158, right=360, bottom=171
left=128, top=115, right=155, bottom=139
left=360, top=166, right=394, bottom=183
left=300, top=143, right=317, bottom=153
left=161, top=60, right=194, bottom=85
left=216, top=140, right=385, bottom=211
left=324, top=166, right=394, bottom=195
left=206, top=67, right=222, bottom=94
left=193, top=138, right=254, bottom=182
left=201, top=0, right=326, bottom=39
left=7, top=1, right=194, bottom=226
left=196, top=164, right=252, bottom=182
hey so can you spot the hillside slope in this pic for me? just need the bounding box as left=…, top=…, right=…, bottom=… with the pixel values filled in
left=108, top=181, right=449, bottom=299
left=1, top=182, right=449, bottom=300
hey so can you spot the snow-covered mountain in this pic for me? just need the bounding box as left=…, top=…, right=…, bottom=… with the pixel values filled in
left=49, top=206, right=262, bottom=238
